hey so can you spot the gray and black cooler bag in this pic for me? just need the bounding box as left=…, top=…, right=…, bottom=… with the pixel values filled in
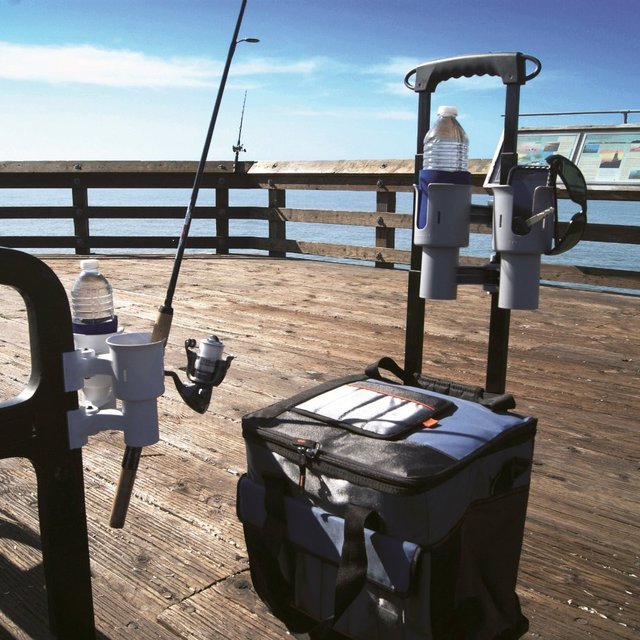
left=237, top=360, right=535, bottom=640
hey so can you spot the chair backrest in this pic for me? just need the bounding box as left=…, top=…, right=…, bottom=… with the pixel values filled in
left=0, top=247, right=95, bottom=637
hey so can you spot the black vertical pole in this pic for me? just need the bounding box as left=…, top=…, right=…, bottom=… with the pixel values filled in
left=404, top=91, right=430, bottom=376
left=485, top=83, right=521, bottom=394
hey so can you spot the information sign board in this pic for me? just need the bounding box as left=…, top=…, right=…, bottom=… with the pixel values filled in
left=486, top=125, right=640, bottom=186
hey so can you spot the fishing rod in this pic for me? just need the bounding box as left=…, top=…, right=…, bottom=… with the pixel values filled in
left=153, top=3, right=257, bottom=345
left=233, top=90, right=248, bottom=169
left=110, top=0, right=257, bottom=528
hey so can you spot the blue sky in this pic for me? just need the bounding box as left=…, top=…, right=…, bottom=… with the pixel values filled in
left=1, top=0, right=637, bottom=162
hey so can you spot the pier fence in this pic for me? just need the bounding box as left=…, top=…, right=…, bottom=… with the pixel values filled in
left=0, top=159, right=638, bottom=291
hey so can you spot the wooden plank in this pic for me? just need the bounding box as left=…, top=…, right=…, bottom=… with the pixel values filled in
left=234, top=237, right=409, bottom=264
left=271, top=207, right=412, bottom=228
left=158, top=572, right=289, bottom=639
left=0, top=255, right=638, bottom=639
left=540, top=264, right=640, bottom=288
left=376, top=190, right=398, bottom=269
left=0, top=508, right=53, bottom=640
left=248, top=159, right=414, bottom=175
left=1, top=158, right=639, bottom=200
left=0, top=451, right=248, bottom=639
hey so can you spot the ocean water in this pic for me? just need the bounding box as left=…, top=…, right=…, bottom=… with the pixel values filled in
left=1, top=187, right=638, bottom=282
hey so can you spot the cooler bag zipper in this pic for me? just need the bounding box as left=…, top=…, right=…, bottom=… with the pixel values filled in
left=248, top=427, right=420, bottom=493
left=245, top=418, right=536, bottom=495
left=292, top=437, right=321, bottom=490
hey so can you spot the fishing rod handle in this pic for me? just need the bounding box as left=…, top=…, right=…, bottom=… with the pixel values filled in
left=109, top=446, right=142, bottom=528
left=151, top=304, right=173, bottom=344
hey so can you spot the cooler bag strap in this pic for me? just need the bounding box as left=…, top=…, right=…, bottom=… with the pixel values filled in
left=255, top=479, right=381, bottom=639
left=312, top=504, right=381, bottom=637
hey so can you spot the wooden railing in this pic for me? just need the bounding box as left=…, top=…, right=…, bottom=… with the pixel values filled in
left=1, top=159, right=638, bottom=290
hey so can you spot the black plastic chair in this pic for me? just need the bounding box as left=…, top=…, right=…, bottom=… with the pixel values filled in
left=0, top=247, right=95, bottom=638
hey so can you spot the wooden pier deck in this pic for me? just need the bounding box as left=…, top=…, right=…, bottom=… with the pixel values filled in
left=0, top=255, right=638, bottom=639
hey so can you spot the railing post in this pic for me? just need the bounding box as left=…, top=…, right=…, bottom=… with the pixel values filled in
left=72, top=184, right=90, bottom=255
left=268, top=188, right=286, bottom=258
left=375, top=191, right=396, bottom=269
left=216, top=186, right=230, bottom=255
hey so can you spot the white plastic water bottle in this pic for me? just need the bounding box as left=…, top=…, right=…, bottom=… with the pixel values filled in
left=423, top=105, right=469, bottom=171
left=415, top=106, right=472, bottom=300
left=417, top=105, right=471, bottom=230
left=71, top=259, right=117, bottom=334
left=71, top=258, right=118, bottom=408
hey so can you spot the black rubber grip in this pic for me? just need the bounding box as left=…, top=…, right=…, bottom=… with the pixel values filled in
left=405, top=52, right=541, bottom=92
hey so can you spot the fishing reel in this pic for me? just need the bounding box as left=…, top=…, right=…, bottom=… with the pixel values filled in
left=165, top=335, right=234, bottom=414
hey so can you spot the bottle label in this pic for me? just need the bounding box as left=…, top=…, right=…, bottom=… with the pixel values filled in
left=417, top=169, right=471, bottom=228
left=72, top=316, right=118, bottom=335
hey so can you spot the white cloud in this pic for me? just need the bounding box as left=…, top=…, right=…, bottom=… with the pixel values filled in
left=374, top=109, right=414, bottom=121
left=381, top=81, right=414, bottom=97
left=233, top=56, right=331, bottom=76
left=288, top=106, right=413, bottom=121
left=364, top=56, right=422, bottom=77
left=0, top=41, right=216, bottom=87
left=0, top=41, right=329, bottom=88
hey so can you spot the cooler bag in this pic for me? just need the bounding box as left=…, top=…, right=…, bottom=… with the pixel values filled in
left=237, top=360, right=535, bottom=640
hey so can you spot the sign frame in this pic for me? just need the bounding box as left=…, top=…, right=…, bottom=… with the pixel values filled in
left=485, top=124, right=640, bottom=187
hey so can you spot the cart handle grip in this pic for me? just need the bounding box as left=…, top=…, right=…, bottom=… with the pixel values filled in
left=404, top=52, right=541, bottom=93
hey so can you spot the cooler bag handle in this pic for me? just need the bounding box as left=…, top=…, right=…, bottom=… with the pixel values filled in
left=365, top=356, right=415, bottom=385
left=416, top=373, right=516, bottom=411
left=366, top=357, right=516, bottom=411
